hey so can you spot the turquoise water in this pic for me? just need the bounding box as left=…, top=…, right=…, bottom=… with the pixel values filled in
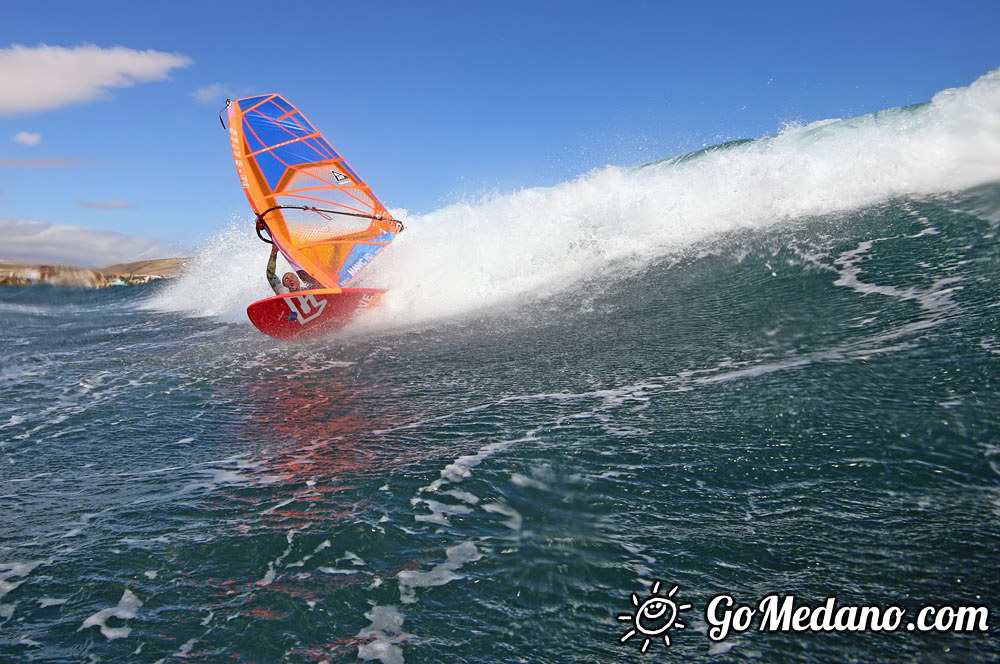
left=2, top=73, right=1000, bottom=663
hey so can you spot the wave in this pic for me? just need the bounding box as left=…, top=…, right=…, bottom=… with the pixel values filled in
left=149, top=69, right=1000, bottom=329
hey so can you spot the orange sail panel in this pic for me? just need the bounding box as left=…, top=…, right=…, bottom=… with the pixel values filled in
left=227, top=94, right=399, bottom=288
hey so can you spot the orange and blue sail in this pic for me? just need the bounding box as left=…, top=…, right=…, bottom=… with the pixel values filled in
left=226, top=94, right=400, bottom=288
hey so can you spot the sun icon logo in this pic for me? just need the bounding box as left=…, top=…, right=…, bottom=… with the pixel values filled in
left=618, top=581, right=692, bottom=653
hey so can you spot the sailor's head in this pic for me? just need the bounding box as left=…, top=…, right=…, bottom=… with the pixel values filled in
left=282, top=272, right=301, bottom=291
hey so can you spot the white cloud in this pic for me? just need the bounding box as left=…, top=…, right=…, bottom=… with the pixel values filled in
left=0, top=157, right=86, bottom=167
left=0, top=219, right=184, bottom=267
left=76, top=199, right=133, bottom=210
left=192, top=83, right=237, bottom=105
left=13, top=131, right=41, bottom=145
left=0, top=44, right=193, bottom=116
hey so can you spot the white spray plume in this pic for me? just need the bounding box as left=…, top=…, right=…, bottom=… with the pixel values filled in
left=152, top=69, right=1000, bottom=330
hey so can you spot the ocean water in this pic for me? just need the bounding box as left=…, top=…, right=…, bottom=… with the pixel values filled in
left=2, top=71, right=1000, bottom=663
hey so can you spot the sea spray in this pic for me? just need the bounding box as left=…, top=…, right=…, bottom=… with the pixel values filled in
left=149, top=70, right=1000, bottom=331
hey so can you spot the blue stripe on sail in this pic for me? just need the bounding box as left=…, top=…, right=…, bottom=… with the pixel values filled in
left=337, top=244, right=381, bottom=286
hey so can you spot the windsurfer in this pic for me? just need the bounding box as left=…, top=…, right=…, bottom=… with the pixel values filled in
left=267, top=245, right=320, bottom=294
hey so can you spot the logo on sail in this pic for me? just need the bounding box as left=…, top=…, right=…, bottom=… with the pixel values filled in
left=346, top=252, right=375, bottom=278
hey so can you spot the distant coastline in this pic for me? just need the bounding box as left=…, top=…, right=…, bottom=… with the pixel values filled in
left=0, top=257, right=190, bottom=287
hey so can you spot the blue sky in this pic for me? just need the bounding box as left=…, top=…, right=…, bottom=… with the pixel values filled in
left=1, top=0, right=998, bottom=263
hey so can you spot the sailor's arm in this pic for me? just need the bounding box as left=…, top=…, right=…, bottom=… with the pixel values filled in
left=266, top=245, right=287, bottom=294
left=296, top=270, right=322, bottom=290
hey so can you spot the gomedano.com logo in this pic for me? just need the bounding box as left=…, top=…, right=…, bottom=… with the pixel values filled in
left=618, top=583, right=991, bottom=653
left=706, top=593, right=991, bottom=641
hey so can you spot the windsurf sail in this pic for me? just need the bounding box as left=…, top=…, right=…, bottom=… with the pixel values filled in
left=226, top=94, right=401, bottom=289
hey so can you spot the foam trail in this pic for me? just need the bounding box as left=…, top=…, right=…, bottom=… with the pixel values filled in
left=152, top=69, right=1000, bottom=330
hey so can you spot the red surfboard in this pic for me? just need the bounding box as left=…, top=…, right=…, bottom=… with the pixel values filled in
left=246, top=288, right=384, bottom=341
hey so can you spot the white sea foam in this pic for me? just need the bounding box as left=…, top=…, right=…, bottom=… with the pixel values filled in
left=356, top=604, right=407, bottom=664
left=481, top=501, right=523, bottom=532
left=0, top=561, right=45, bottom=618
left=397, top=541, right=483, bottom=604
left=257, top=528, right=297, bottom=587
left=149, top=69, right=1000, bottom=330
left=286, top=539, right=332, bottom=568
left=38, top=597, right=68, bottom=608
left=78, top=588, right=142, bottom=640
left=0, top=414, right=25, bottom=430
left=317, top=567, right=359, bottom=575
